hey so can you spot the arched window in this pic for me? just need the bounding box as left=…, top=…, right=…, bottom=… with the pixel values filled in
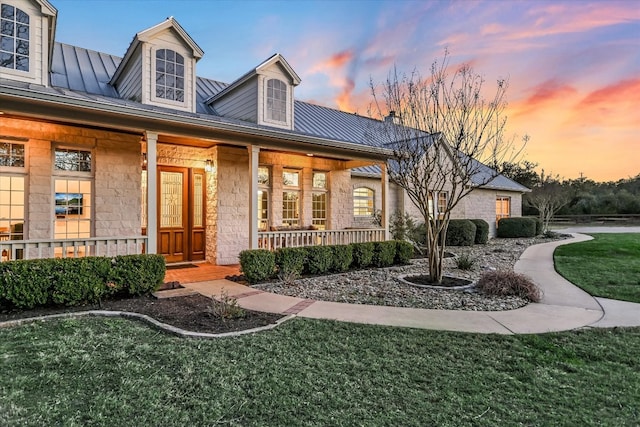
left=353, top=187, right=374, bottom=217
left=155, top=49, right=185, bottom=102
left=0, top=3, right=30, bottom=72
left=266, top=78, right=287, bottom=122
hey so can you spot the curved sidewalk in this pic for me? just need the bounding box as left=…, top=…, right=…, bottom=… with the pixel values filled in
left=184, top=231, right=640, bottom=334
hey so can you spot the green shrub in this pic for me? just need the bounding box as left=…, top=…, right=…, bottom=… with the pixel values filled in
left=0, top=259, right=54, bottom=309
left=239, top=249, right=275, bottom=284
left=373, top=241, right=396, bottom=268
left=109, top=254, right=165, bottom=296
left=534, top=217, right=543, bottom=235
left=455, top=253, right=476, bottom=270
left=275, top=247, right=307, bottom=277
left=330, top=245, right=353, bottom=272
left=476, top=270, right=542, bottom=302
left=446, top=220, right=476, bottom=246
left=0, top=254, right=165, bottom=309
left=350, top=242, right=374, bottom=268
left=305, top=246, right=333, bottom=275
left=470, top=219, right=489, bottom=244
left=497, top=217, right=537, bottom=238
left=395, top=240, right=414, bottom=265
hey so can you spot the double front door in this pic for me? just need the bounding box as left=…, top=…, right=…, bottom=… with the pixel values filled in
left=158, top=166, right=206, bottom=263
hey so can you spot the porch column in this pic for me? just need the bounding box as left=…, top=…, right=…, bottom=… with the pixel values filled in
left=248, top=145, right=260, bottom=249
left=380, top=162, right=390, bottom=240
left=145, top=131, right=158, bottom=254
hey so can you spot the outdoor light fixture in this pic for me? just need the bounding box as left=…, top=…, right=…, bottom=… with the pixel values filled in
left=142, top=152, right=147, bottom=167
left=205, top=159, right=213, bottom=172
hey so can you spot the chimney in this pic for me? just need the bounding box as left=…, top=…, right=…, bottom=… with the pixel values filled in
left=384, top=110, right=400, bottom=124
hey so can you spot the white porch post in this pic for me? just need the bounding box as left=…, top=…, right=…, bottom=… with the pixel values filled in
left=248, top=145, right=260, bottom=249
left=145, top=131, right=158, bottom=254
left=380, top=162, right=390, bottom=240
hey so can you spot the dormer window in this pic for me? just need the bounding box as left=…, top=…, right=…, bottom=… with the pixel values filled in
left=0, top=3, right=30, bottom=72
left=155, top=49, right=184, bottom=102
left=266, top=78, right=287, bottom=122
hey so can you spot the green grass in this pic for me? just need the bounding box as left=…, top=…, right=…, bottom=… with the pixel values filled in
left=554, top=233, right=640, bottom=303
left=1, top=318, right=639, bottom=426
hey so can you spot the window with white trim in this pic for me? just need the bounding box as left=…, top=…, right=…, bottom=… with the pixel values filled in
left=0, top=174, right=25, bottom=243
left=312, top=172, right=327, bottom=230
left=0, top=3, right=29, bottom=72
left=496, top=196, right=511, bottom=224
left=353, top=187, right=374, bottom=217
left=266, top=78, right=287, bottom=122
left=53, top=147, right=93, bottom=240
left=155, top=49, right=185, bottom=102
left=282, top=169, right=300, bottom=227
left=0, top=141, right=25, bottom=167
left=257, top=166, right=270, bottom=231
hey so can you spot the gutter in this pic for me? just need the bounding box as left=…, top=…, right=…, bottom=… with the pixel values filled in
left=0, top=84, right=392, bottom=159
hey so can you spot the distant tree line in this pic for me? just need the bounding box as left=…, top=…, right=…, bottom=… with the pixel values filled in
left=499, top=161, right=640, bottom=218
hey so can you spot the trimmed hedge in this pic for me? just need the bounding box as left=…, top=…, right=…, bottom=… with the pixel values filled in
left=395, top=240, right=414, bottom=265
left=0, top=254, right=165, bottom=309
left=373, top=241, right=397, bottom=268
left=497, top=217, right=537, bottom=238
left=275, top=247, right=307, bottom=276
left=470, top=219, right=490, bottom=244
left=330, top=245, right=353, bottom=272
left=351, top=242, right=375, bottom=268
left=445, top=219, right=477, bottom=246
left=239, top=249, right=275, bottom=284
left=305, top=246, right=333, bottom=275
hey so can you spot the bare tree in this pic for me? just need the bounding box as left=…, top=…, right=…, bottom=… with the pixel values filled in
left=370, top=52, right=523, bottom=283
left=527, top=170, right=571, bottom=233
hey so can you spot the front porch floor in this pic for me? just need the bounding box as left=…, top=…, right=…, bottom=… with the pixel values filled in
left=163, top=263, right=241, bottom=285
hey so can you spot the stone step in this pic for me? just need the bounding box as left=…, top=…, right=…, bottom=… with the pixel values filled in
left=152, top=288, right=198, bottom=299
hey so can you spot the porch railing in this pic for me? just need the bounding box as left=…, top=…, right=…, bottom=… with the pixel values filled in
left=0, top=236, right=148, bottom=262
left=258, top=228, right=386, bottom=251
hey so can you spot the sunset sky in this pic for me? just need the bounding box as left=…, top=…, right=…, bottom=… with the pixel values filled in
left=53, top=0, right=639, bottom=182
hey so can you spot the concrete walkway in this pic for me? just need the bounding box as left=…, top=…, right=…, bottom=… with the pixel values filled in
left=183, top=230, right=640, bottom=334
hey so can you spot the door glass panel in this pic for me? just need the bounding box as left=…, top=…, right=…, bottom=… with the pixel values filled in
left=193, top=172, right=203, bottom=227
left=161, top=171, right=183, bottom=228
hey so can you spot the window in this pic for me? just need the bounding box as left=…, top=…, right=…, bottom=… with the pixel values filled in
left=257, top=166, right=270, bottom=231
left=428, top=191, right=447, bottom=220
left=266, top=78, right=287, bottom=122
left=55, top=148, right=92, bottom=172
left=282, top=169, right=300, bottom=227
left=0, top=4, right=29, bottom=72
left=54, top=178, right=92, bottom=239
left=312, top=172, right=327, bottom=230
left=496, top=196, right=511, bottom=224
left=0, top=141, right=25, bottom=167
left=353, top=187, right=374, bottom=217
left=0, top=175, right=25, bottom=243
left=155, top=49, right=185, bottom=102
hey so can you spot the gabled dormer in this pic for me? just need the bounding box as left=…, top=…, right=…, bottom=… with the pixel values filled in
left=206, top=53, right=301, bottom=131
left=0, top=0, right=57, bottom=86
left=109, top=17, right=203, bottom=113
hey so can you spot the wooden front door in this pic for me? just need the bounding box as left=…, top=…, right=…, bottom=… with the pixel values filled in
left=158, top=166, right=206, bottom=263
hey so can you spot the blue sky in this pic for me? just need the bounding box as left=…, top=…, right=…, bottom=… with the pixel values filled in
left=52, top=0, right=639, bottom=181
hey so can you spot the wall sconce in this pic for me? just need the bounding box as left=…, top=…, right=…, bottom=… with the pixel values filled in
left=142, top=152, right=148, bottom=167
left=205, top=159, right=214, bottom=173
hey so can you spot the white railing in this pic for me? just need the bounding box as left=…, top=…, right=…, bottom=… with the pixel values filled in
left=0, top=236, right=148, bottom=262
left=258, top=228, right=386, bottom=251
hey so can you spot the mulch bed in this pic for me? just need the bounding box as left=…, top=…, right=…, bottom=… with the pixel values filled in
left=0, top=294, right=284, bottom=335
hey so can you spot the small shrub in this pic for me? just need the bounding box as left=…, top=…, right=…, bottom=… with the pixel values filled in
left=207, top=289, right=245, bottom=321
left=275, top=247, right=306, bottom=277
left=497, top=217, right=536, bottom=238
left=373, top=241, right=396, bottom=268
left=109, top=254, right=166, bottom=295
left=455, top=253, right=476, bottom=270
left=305, top=246, right=333, bottom=275
left=476, top=270, right=542, bottom=302
left=351, top=242, right=374, bottom=268
left=51, top=257, right=111, bottom=306
left=239, top=249, right=275, bottom=284
left=330, top=245, right=353, bottom=272
left=446, top=219, right=476, bottom=246
left=470, top=219, right=490, bottom=244
left=278, top=269, right=300, bottom=286
left=395, top=240, right=414, bottom=265
left=0, top=259, right=54, bottom=309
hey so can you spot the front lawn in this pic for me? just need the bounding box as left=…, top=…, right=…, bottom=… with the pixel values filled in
left=554, top=233, right=640, bottom=303
left=1, top=318, right=638, bottom=426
